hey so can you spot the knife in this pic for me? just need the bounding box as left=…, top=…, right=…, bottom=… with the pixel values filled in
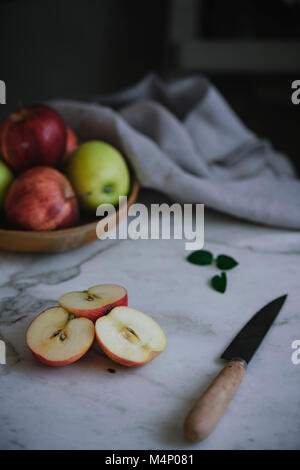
left=184, top=294, right=287, bottom=442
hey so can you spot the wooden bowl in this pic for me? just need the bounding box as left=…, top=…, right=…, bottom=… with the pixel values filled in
left=0, top=178, right=139, bottom=253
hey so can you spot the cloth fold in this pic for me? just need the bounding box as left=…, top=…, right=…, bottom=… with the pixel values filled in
left=50, top=74, right=300, bottom=229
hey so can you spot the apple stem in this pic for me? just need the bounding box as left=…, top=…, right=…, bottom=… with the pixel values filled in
left=104, top=184, right=114, bottom=193
left=66, top=191, right=92, bottom=201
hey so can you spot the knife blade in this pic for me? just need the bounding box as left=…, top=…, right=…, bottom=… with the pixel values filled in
left=221, top=294, right=287, bottom=364
left=184, top=295, right=287, bottom=442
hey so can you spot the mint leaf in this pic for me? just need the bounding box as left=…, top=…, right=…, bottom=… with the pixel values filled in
left=211, top=272, right=227, bottom=293
left=216, top=254, right=238, bottom=270
left=186, top=250, right=214, bottom=266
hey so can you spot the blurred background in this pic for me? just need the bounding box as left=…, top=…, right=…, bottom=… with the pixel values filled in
left=1, top=0, right=300, bottom=172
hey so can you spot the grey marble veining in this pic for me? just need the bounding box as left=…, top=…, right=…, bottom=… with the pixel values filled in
left=0, top=202, right=300, bottom=450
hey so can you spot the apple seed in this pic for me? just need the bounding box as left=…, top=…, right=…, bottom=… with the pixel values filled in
left=51, top=329, right=61, bottom=338
left=123, top=327, right=141, bottom=344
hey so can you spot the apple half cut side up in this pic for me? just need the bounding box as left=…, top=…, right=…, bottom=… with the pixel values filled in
left=95, top=306, right=167, bottom=367
left=26, top=307, right=95, bottom=366
left=58, top=284, right=128, bottom=322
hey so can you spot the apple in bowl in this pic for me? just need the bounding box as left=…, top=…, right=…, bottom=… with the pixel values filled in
left=62, top=127, right=78, bottom=163
left=95, top=306, right=167, bottom=367
left=0, top=104, right=66, bottom=172
left=65, top=140, right=130, bottom=210
left=59, top=284, right=128, bottom=322
left=0, top=159, right=14, bottom=208
left=26, top=307, right=95, bottom=366
left=5, top=166, right=79, bottom=231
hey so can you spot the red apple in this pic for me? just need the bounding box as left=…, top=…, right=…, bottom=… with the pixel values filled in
left=5, top=166, right=79, bottom=230
left=59, top=284, right=128, bottom=322
left=0, top=104, right=66, bottom=171
left=26, top=307, right=95, bottom=367
left=95, top=306, right=167, bottom=367
left=62, top=127, right=78, bottom=163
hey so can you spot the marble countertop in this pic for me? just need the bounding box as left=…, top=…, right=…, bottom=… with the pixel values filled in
left=1, top=190, right=300, bottom=450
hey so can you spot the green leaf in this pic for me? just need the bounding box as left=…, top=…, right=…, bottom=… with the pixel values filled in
left=211, top=272, right=227, bottom=293
left=68, top=314, right=75, bottom=321
left=216, top=254, right=238, bottom=270
left=186, top=250, right=213, bottom=266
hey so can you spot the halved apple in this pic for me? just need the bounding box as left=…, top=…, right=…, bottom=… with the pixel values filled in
left=58, top=284, right=128, bottom=322
left=26, top=307, right=95, bottom=366
left=95, top=306, right=167, bottom=367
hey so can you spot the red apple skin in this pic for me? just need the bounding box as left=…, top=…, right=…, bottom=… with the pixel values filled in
left=95, top=332, right=161, bottom=367
left=62, top=127, right=78, bottom=164
left=29, top=348, right=93, bottom=367
left=67, top=294, right=128, bottom=322
left=5, top=166, right=79, bottom=231
left=0, top=104, right=66, bottom=172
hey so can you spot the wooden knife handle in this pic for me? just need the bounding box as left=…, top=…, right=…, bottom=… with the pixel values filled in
left=184, top=360, right=246, bottom=442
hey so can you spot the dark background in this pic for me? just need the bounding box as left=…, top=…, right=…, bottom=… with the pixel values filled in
left=1, top=0, right=300, bottom=172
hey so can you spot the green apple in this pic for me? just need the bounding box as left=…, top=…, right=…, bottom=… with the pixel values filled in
left=0, top=159, right=14, bottom=208
left=65, top=141, right=130, bottom=210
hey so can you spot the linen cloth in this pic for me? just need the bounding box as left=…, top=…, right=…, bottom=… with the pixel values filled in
left=50, top=74, right=300, bottom=229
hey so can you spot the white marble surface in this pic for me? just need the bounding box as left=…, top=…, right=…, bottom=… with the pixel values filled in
left=0, top=191, right=300, bottom=450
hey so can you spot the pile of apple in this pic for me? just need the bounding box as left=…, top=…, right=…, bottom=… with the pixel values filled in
left=0, top=104, right=130, bottom=230
left=26, top=284, right=167, bottom=367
